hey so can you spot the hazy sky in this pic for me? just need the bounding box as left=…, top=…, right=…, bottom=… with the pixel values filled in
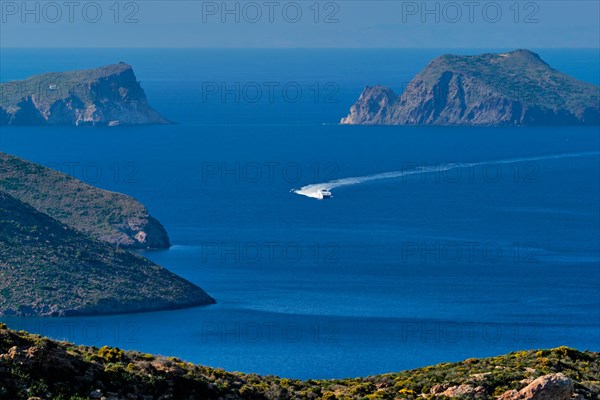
left=0, top=0, right=598, bottom=48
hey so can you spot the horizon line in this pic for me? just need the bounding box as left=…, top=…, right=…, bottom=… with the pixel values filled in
left=1, top=46, right=599, bottom=50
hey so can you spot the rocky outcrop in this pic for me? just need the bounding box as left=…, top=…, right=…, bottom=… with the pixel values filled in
left=440, top=384, right=486, bottom=397
left=341, top=86, right=399, bottom=125
left=341, top=49, right=600, bottom=126
left=497, top=373, right=574, bottom=400
left=0, top=62, right=170, bottom=126
left=0, top=192, right=214, bottom=317
left=0, top=152, right=170, bottom=249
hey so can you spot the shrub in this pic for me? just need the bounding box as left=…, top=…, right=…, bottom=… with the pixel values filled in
left=321, top=391, right=336, bottom=400
left=97, top=346, right=125, bottom=362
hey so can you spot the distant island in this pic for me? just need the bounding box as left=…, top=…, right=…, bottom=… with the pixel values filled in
left=0, top=325, right=596, bottom=400
left=341, top=49, right=600, bottom=126
left=0, top=62, right=170, bottom=126
left=0, top=152, right=170, bottom=249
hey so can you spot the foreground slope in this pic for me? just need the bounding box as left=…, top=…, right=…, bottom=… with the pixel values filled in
left=341, top=49, right=600, bottom=126
left=0, top=324, right=597, bottom=399
left=0, top=191, right=214, bottom=317
left=0, top=62, right=169, bottom=126
left=0, top=152, right=170, bottom=249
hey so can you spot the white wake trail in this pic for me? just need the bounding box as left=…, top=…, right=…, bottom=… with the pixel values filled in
left=293, top=151, right=600, bottom=199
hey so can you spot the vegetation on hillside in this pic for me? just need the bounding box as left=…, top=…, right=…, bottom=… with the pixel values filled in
left=0, top=152, right=170, bottom=249
left=418, top=49, right=599, bottom=110
left=0, top=63, right=140, bottom=111
left=0, top=323, right=598, bottom=400
left=0, top=191, right=214, bottom=317
left=0, top=62, right=170, bottom=125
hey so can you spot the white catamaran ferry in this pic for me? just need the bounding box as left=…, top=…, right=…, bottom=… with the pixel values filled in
left=317, top=189, right=333, bottom=199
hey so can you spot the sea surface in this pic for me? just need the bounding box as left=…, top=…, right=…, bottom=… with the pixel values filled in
left=0, top=48, right=599, bottom=379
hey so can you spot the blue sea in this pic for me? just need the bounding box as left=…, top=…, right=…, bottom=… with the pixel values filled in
left=0, top=48, right=599, bottom=379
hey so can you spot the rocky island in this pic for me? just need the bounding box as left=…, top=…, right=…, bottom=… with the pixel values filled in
left=341, top=49, right=600, bottom=126
left=0, top=325, right=596, bottom=400
left=0, top=152, right=170, bottom=249
left=0, top=63, right=170, bottom=126
left=0, top=191, right=214, bottom=317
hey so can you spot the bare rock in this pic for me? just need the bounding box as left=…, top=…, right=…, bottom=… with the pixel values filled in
left=431, top=384, right=448, bottom=394
left=497, top=373, right=574, bottom=400
left=441, top=384, right=485, bottom=398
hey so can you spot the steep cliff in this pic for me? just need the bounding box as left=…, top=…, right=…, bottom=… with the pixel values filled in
left=341, top=50, right=600, bottom=126
left=0, top=62, right=170, bottom=126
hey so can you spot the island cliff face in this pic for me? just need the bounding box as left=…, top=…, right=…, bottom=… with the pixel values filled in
left=0, top=192, right=215, bottom=317
left=0, top=63, right=170, bottom=126
left=0, top=152, right=170, bottom=249
left=341, top=50, right=600, bottom=126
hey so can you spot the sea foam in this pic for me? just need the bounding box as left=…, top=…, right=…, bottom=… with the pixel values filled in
left=293, top=151, right=600, bottom=199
